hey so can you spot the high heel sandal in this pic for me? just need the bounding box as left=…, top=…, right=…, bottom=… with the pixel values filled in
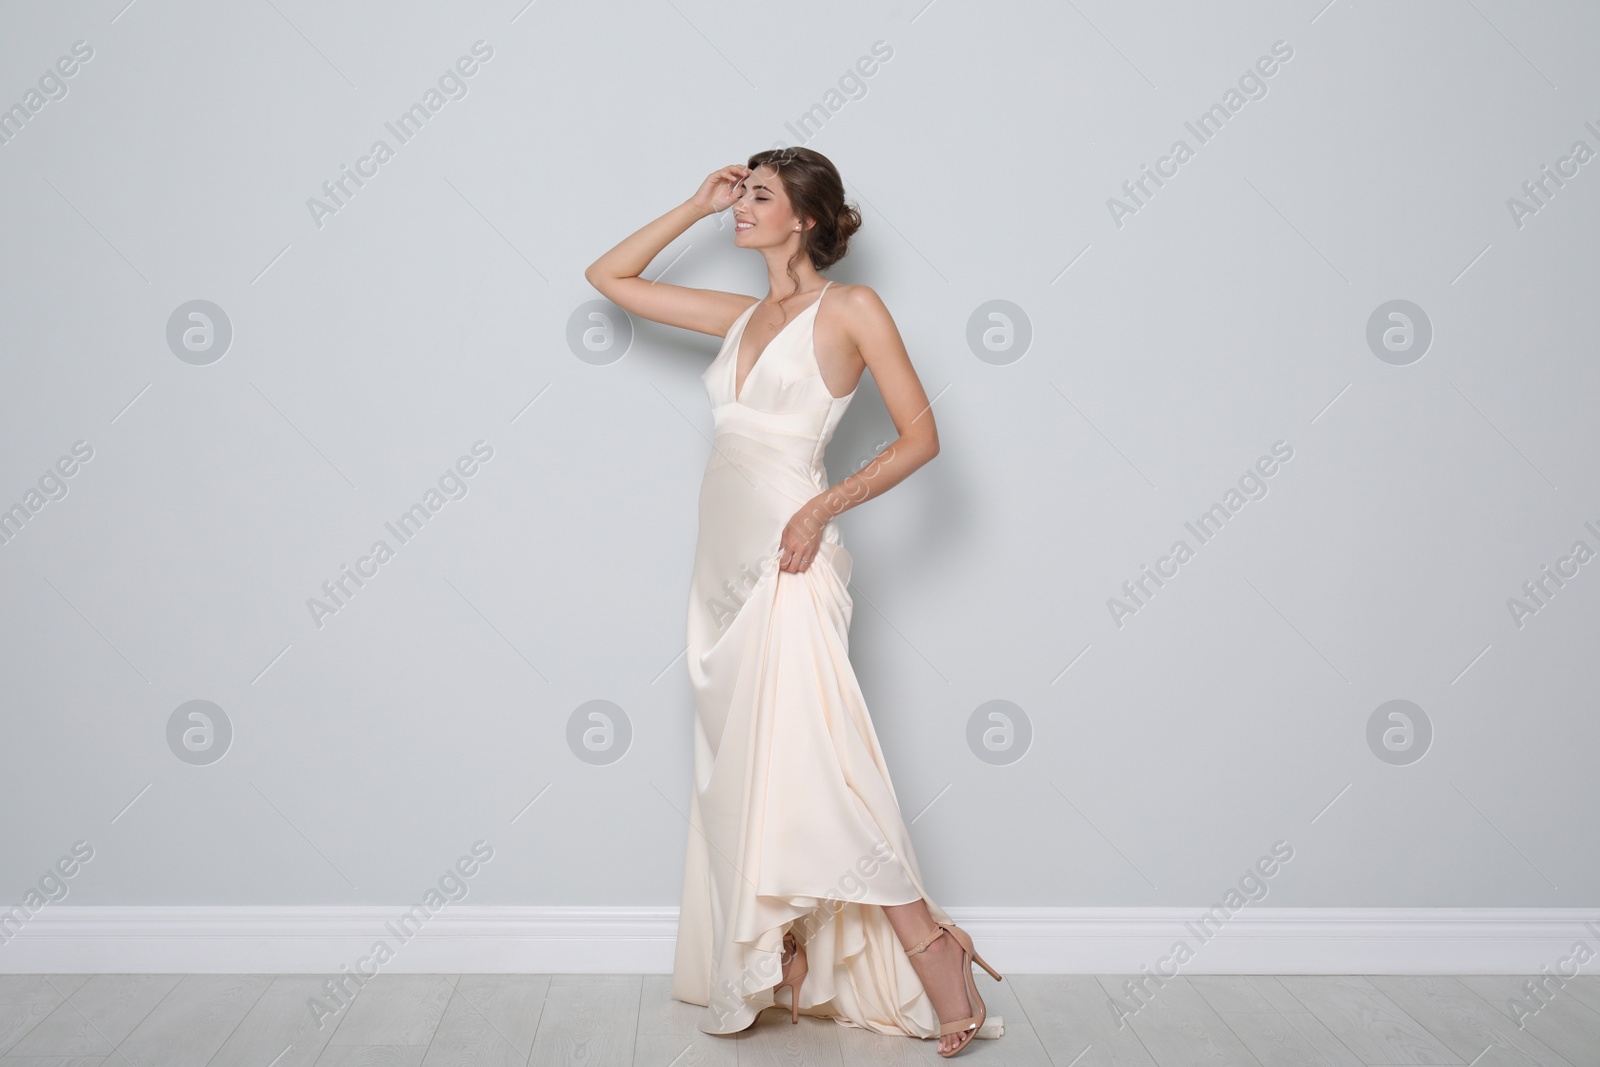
left=774, top=929, right=808, bottom=1024
left=905, top=921, right=1004, bottom=1057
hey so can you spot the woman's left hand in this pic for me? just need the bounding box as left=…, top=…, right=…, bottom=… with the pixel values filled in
left=778, top=509, right=826, bottom=573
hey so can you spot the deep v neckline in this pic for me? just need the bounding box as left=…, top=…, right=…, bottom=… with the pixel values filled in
left=732, top=281, right=833, bottom=403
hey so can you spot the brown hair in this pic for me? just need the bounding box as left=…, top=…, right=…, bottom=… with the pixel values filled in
left=746, top=146, right=862, bottom=292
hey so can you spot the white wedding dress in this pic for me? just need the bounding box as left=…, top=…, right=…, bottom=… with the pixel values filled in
left=668, top=281, right=985, bottom=1039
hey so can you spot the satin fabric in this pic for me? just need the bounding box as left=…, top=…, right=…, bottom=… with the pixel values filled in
left=668, top=281, right=958, bottom=1038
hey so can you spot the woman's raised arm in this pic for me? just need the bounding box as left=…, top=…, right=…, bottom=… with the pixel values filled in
left=584, top=165, right=757, bottom=338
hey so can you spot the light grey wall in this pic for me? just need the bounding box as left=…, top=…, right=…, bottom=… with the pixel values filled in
left=2, top=0, right=1596, bottom=916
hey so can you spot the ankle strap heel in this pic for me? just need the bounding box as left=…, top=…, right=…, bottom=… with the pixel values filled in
left=905, top=922, right=1002, bottom=1057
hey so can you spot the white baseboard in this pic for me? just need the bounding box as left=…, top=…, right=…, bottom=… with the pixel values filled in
left=3, top=906, right=1597, bottom=974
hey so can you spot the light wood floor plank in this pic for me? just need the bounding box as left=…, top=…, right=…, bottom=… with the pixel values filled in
left=0, top=1004, right=60, bottom=1058
left=0, top=979, right=85, bottom=1006
left=1190, top=977, right=1279, bottom=1015
left=325, top=975, right=455, bottom=1047
left=1277, top=1011, right=1364, bottom=1067
left=1096, top=976, right=1264, bottom=1067
left=311, top=1047, right=428, bottom=1066
left=205, top=975, right=342, bottom=1067
left=527, top=975, right=638, bottom=1067
left=637, top=974, right=710, bottom=1038
left=1366, top=975, right=1577, bottom=1067
left=634, top=1031, right=738, bottom=1067
left=1560, top=977, right=1600, bottom=1018
left=1215, top=1010, right=1339, bottom=1067
left=1007, top=974, right=1157, bottom=1066
left=1455, top=975, right=1600, bottom=1067
left=1275, top=975, right=1460, bottom=1064
left=416, top=976, right=548, bottom=1067
left=1243, top=977, right=1308, bottom=1015
left=4, top=975, right=180, bottom=1058
left=426, top=975, right=549, bottom=1067
left=833, top=1023, right=937, bottom=1067
left=733, top=1010, right=841, bottom=1066
left=113, top=974, right=270, bottom=1067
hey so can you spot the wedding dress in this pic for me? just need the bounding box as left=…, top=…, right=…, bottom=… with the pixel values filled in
left=668, top=281, right=986, bottom=1039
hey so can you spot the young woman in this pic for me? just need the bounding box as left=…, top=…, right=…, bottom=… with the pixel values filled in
left=585, top=147, right=1002, bottom=1057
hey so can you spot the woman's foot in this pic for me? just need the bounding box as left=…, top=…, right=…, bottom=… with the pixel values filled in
left=774, top=930, right=807, bottom=1024
left=903, top=925, right=979, bottom=1055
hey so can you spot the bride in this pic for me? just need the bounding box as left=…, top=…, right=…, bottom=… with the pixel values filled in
left=585, top=146, right=1002, bottom=1057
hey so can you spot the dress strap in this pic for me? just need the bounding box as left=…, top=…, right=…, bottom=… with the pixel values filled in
left=810, top=280, right=833, bottom=319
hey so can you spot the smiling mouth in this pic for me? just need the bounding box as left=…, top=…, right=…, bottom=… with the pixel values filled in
left=734, top=219, right=754, bottom=231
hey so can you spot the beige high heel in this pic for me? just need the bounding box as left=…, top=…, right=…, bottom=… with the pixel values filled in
left=905, top=921, right=1004, bottom=1057
left=774, top=929, right=808, bottom=1024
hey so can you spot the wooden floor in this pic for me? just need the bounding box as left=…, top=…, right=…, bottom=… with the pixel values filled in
left=0, top=972, right=1596, bottom=1065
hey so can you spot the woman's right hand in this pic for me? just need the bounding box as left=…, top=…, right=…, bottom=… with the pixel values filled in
left=688, top=164, right=752, bottom=217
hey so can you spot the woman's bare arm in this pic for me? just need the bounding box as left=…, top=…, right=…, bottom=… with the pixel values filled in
left=584, top=167, right=755, bottom=338
left=800, top=285, right=940, bottom=525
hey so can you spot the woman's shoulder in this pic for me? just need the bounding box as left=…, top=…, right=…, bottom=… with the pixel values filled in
left=825, top=282, right=894, bottom=328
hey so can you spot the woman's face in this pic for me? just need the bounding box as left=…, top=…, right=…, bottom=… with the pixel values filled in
left=731, top=164, right=803, bottom=247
